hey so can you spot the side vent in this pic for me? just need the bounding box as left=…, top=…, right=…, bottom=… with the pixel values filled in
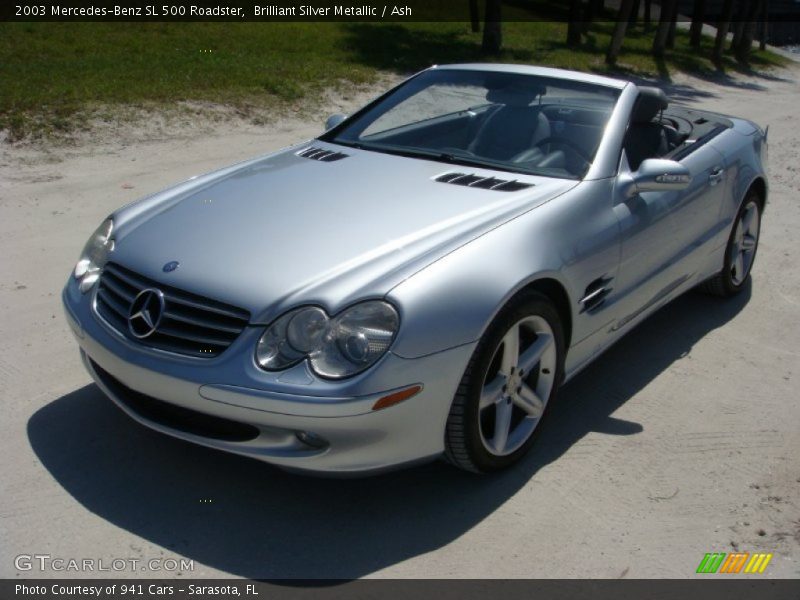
left=580, top=276, right=614, bottom=313
left=435, top=172, right=533, bottom=192
left=297, top=147, right=349, bottom=162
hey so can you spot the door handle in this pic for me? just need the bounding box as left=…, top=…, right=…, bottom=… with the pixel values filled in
left=709, top=167, right=725, bottom=185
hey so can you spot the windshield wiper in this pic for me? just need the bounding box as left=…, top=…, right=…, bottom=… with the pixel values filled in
left=336, top=141, right=534, bottom=176
left=434, top=152, right=534, bottom=176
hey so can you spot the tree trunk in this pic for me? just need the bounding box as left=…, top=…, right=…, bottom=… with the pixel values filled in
left=469, top=0, right=480, bottom=33
left=737, top=21, right=756, bottom=61
left=567, top=0, right=583, bottom=46
left=759, top=0, right=768, bottom=50
left=586, top=0, right=605, bottom=33
left=481, top=0, right=502, bottom=54
left=666, top=0, right=679, bottom=48
left=583, top=0, right=594, bottom=33
left=689, top=0, right=706, bottom=48
left=736, top=0, right=762, bottom=61
left=730, top=0, right=747, bottom=51
left=644, top=0, right=652, bottom=25
left=713, top=0, right=736, bottom=64
left=629, top=0, right=640, bottom=26
left=652, top=0, right=675, bottom=57
left=606, top=0, right=635, bottom=65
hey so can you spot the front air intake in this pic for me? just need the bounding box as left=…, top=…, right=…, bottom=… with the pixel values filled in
left=90, top=360, right=260, bottom=442
left=297, top=146, right=349, bottom=162
left=435, top=172, right=533, bottom=192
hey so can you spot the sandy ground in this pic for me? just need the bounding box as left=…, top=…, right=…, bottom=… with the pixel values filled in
left=1, top=64, right=799, bottom=580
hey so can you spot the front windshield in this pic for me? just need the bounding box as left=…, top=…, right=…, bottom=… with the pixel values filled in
left=322, top=69, right=621, bottom=180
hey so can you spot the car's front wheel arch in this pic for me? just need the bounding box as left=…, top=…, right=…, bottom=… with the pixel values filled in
left=748, top=177, right=767, bottom=214
left=700, top=184, right=763, bottom=297
left=517, top=277, right=573, bottom=353
left=444, top=289, right=566, bottom=473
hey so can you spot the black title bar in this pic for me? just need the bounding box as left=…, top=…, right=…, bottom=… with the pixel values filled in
left=2, top=0, right=797, bottom=22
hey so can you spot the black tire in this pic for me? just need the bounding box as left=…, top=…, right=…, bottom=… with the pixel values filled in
left=700, top=191, right=763, bottom=298
left=444, top=290, right=565, bottom=473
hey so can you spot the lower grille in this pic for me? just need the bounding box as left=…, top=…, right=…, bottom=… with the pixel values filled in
left=95, top=262, right=250, bottom=358
left=91, top=359, right=260, bottom=442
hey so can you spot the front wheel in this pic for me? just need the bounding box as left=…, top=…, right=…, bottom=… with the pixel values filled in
left=700, top=192, right=762, bottom=297
left=444, top=291, right=565, bottom=473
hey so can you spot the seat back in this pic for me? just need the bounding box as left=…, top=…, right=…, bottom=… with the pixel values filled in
left=468, top=84, right=550, bottom=161
left=469, top=106, right=550, bottom=161
left=624, top=86, right=669, bottom=171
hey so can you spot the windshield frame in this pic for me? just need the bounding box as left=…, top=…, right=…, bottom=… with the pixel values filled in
left=319, top=68, right=623, bottom=181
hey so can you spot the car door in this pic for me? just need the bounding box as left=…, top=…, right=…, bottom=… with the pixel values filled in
left=611, top=143, right=727, bottom=332
left=669, top=143, right=728, bottom=259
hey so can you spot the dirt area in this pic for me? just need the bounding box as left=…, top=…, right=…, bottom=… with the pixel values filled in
left=1, top=64, right=798, bottom=579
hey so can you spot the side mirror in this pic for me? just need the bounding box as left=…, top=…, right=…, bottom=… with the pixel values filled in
left=325, top=113, right=347, bottom=131
left=625, top=158, right=691, bottom=197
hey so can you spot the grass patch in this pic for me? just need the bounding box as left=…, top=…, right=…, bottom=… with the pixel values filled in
left=0, top=20, right=789, bottom=141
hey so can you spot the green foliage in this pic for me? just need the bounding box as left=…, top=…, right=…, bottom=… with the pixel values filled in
left=0, top=21, right=788, bottom=141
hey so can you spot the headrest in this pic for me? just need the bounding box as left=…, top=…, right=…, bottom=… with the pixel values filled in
left=632, top=86, right=668, bottom=123
left=486, top=82, right=546, bottom=108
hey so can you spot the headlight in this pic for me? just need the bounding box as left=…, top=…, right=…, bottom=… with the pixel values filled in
left=73, top=218, right=114, bottom=293
left=255, top=301, right=399, bottom=379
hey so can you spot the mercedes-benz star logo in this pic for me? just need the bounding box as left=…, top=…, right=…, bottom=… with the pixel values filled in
left=128, top=288, right=166, bottom=339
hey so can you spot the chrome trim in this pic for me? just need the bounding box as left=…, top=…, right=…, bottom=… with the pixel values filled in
left=94, top=262, right=250, bottom=358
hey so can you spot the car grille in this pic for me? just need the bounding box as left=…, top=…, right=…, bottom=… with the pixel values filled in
left=90, top=359, right=260, bottom=442
left=94, top=262, right=250, bottom=358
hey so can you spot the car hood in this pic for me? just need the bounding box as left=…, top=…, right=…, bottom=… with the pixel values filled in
left=112, top=142, right=577, bottom=322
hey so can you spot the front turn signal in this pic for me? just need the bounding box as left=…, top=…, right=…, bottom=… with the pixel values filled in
left=372, top=385, right=423, bottom=411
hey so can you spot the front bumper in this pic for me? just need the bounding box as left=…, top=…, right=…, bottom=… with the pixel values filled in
left=62, top=278, right=475, bottom=475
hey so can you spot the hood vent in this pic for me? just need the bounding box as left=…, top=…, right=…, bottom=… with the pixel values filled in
left=435, top=172, right=533, bottom=192
left=297, top=146, right=349, bottom=162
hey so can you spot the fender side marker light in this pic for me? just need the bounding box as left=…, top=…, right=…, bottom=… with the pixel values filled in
left=372, top=385, right=423, bottom=411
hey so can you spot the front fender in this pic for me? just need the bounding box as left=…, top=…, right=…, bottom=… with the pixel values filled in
left=387, top=180, right=621, bottom=359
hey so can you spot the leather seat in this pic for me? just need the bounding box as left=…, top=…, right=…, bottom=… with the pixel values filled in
left=624, top=86, right=669, bottom=171
left=468, top=84, right=550, bottom=161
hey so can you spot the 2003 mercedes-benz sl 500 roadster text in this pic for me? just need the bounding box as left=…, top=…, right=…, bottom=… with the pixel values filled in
left=63, top=64, right=767, bottom=475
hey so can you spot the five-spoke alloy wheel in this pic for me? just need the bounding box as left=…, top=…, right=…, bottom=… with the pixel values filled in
left=445, top=291, right=564, bottom=473
left=701, top=190, right=763, bottom=297
left=730, top=200, right=760, bottom=287
left=478, top=315, right=557, bottom=456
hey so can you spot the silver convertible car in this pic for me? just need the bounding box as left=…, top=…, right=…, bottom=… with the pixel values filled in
left=63, top=64, right=767, bottom=475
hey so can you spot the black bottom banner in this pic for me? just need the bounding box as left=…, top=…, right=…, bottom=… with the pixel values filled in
left=3, top=579, right=800, bottom=600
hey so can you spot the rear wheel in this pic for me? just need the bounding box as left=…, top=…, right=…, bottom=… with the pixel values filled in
left=700, top=192, right=762, bottom=297
left=444, top=291, right=565, bottom=473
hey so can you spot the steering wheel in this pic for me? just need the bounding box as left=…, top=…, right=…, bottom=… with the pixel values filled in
left=528, top=136, right=592, bottom=168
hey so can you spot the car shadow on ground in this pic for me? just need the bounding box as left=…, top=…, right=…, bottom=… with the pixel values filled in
left=28, top=284, right=750, bottom=579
